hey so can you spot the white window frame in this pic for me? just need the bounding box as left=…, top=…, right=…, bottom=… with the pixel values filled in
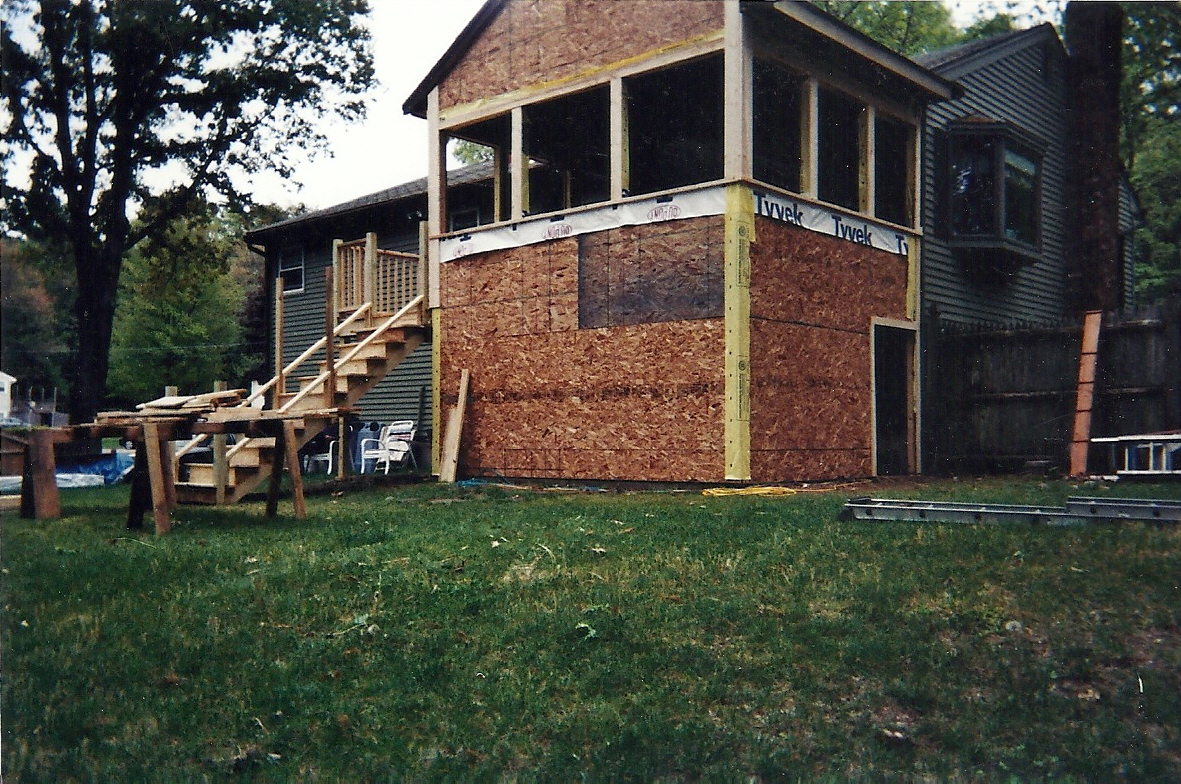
left=278, top=248, right=305, bottom=295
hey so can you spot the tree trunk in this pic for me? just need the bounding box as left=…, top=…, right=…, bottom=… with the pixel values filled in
left=69, top=245, right=121, bottom=424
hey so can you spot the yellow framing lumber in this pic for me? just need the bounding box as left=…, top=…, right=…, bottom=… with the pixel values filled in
left=724, top=184, right=754, bottom=481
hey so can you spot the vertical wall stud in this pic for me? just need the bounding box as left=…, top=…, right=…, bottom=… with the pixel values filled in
left=724, top=184, right=754, bottom=481
left=611, top=77, right=627, bottom=200
left=802, top=78, right=819, bottom=199
left=511, top=106, right=526, bottom=220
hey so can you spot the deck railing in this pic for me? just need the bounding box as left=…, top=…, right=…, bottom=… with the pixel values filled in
left=334, top=233, right=422, bottom=318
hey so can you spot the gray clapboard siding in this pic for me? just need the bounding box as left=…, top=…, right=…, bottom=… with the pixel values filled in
left=921, top=29, right=1070, bottom=326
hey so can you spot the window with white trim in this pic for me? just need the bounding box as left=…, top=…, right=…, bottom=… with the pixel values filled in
left=278, top=248, right=304, bottom=294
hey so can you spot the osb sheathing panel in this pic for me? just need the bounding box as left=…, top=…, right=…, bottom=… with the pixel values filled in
left=749, top=319, right=872, bottom=481
left=441, top=240, right=725, bottom=481
left=749, top=219, right=909, bottom=329
left=439, top=0, right=725, bottom=113
left=747, top=219, right=905, bottom=481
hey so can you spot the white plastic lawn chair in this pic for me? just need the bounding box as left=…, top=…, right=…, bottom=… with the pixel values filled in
left=359, top=420, right=417, bottom=474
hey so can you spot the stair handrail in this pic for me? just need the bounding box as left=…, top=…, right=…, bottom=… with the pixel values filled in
left=270, top=295, right=424, bottom=419
left=174, top=302, right=376, bottom=462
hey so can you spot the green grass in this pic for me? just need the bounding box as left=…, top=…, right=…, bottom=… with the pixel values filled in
left=3, top=478, right=1180, bottom=781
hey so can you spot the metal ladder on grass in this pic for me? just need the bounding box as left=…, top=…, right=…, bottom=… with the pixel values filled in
left=840, top=497, right=1181, bottom=526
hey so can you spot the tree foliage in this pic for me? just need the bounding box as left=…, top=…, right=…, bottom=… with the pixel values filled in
left=1, top=0, right=375, bottom=421
left=810, top=1, right=961, bottom=55
left=1119, top=2, right=1181, bottom=301
left=1127, top=117, right=1181, bottom=301
left=105, top=200, right=260, bottom=407
left=0, top=240, right=73, bottom=396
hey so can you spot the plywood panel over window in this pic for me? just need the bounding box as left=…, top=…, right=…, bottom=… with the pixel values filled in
left=578, top=216, right=724, bottom=329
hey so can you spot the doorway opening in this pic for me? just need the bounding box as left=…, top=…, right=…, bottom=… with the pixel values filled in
left=873, top=323, right=917, bottom=476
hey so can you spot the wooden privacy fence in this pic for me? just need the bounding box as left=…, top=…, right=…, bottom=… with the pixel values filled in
left=334, top=233, right=421, bottom=317
left=923, top=299, right=1181, bottom=474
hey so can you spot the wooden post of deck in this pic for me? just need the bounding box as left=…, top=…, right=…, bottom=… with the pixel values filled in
left=266, top=424, right=285, bottom=518
left=364, top=232, right=378, bottom=322
left=266, top=419, right=307, bottom=519
left=284, top=420, right=306, bottom=519
left=274, top=286, right=285, bottom=410
left=142, top=421, right=172, bottom=534
left=325, top=266, right=336, bottom=410
left=212, top=381, right=228, bottom=505
left=20, top=428, right=61, bottom=520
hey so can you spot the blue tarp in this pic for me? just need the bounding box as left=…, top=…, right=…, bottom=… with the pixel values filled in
left=57, top=452, right=135, bottom=485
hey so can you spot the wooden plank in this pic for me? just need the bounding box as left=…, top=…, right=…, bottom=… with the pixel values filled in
left=162, top=437, right=178, bottom=511
left=274, top=285, right=285, bottom=407
left=20, top=428, right=61, bottom=520
left=1070, top=310, right=1103, bottom=476
left=325, top=266, right=337, bottom=409
left=213, top=381, right=229, bottom=506
left=283, top=420, right=307, bottom=519
left=439, top=369, right=470, bottom=483
left=724, top=185, right=753, bottom=481
left=142, top=421, right=171, bottom=534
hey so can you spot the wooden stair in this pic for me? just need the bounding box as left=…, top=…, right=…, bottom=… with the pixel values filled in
left=174, top=312, right=428, bottom=505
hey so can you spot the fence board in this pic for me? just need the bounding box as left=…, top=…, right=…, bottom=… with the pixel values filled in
left=925, top=299, right=1181, bottom=473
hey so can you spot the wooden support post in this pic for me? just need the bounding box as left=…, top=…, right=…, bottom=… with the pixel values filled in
left=266, top=421, right=306, bottom=519
left=20, top=428, right=61, bottom=520
left=1070, top=310, right=1103, bottom=477
left=266, top=425, right=286, bottom=518
left=325, top=266, right=336, bottom=409
left=284, top=420, right=307, bottom=519
left=274, top=286, right=285, bottom=410
left=337, top=416, right=348, bottom=480
left=611, top=77, right=628, bottom=201
left=439, top=369, right=470, bottom=483
left=724, top=185, right=753, bottom=481
left=143, top=421, right=171, bottom=534
left=212, top=381, right=228, bottom=505
left=127, top=433, right=150, bottom=530
left=364, top=232, right=378, bottom=322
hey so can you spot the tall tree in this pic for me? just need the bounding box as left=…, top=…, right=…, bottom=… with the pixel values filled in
left=1, top=0, right=374, bottom=422
left=1119, top=3, right=1181, bottom=300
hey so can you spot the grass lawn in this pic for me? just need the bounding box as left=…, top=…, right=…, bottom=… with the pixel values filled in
left=2, top=477, right=1179, bottom=781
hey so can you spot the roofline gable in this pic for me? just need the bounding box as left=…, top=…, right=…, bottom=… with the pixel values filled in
left=919, top=23, right=1063, bottom=79
left=403, top=0, right=508, bottom=119
left=404, top=0, right=956, bottom=118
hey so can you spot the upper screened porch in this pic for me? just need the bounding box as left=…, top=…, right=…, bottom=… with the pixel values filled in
left=405, top=0, right=956, bottom=263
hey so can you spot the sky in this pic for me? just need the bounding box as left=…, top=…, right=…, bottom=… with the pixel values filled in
left=252, top=0, right=1056, bottom=212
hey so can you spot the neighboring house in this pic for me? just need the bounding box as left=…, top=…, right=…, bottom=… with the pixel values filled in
left=0, top=371, right=14, bottom=420
left=915, top=22, right=1141, bottom=326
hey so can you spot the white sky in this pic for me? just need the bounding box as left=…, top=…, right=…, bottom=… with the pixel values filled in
left=249, top=0, right=486, bottom=211
left=251, top=0, right=1058, bottom=212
